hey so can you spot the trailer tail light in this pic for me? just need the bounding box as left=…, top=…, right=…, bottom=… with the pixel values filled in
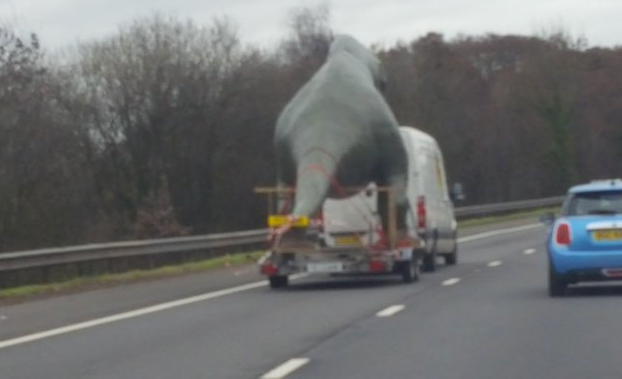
left=261, top=262, right=279, bottom=276
left=315, top=211, right=324, bottom=232
left=369, top=260, right=387, bottom=273
left=555, top=222, right=572, bottom=246
left=417, top=196, right=427, bottom=229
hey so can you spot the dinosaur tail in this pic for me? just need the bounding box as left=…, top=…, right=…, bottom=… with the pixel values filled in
left=291, top=149, right=339, bottom=218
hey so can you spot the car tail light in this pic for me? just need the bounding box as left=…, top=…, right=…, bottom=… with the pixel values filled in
left=555, top=222, right=572, bottom=246
left=417, top=196, right=427, bottom=229
left=602, top=268, right=622, bottom=278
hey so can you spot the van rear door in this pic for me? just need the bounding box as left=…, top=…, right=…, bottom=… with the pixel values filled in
left=322, top=184, right=380, bottom=248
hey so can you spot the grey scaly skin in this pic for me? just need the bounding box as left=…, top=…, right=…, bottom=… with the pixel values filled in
left=274, top=35, right=409, bottom=234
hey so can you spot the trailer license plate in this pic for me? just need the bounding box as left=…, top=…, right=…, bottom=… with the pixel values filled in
left=307, top=262, right=344, bottom=273
left=334, top=235, right=362, bottom=246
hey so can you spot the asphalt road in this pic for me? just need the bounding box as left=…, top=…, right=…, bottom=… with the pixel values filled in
left=2, top=219, right=622, bottom=379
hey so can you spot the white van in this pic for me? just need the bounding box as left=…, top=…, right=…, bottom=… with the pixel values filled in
left=399, top=126, right=458, bottom=271
left=322, top=126, right=458, bottom=271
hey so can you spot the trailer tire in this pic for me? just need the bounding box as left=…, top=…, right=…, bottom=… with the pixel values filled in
left=422, top=245, right=437, bottom=273
left=400, top=258, right=420, bottom=283
left=269, top=275, right=289, bottom=288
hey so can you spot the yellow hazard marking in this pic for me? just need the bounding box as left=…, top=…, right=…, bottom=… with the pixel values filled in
left=268, top=215, right=309, bottom=228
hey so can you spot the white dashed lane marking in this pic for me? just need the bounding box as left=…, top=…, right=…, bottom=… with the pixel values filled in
left=487, top=260, right=503, bottom=267
left=524, top=248, right=537, bottom=255
left=261, top=358, right=310, bottom=379
left=376, top=305, right=406, bottom=317
left=442, top=278, right=461, bottom=286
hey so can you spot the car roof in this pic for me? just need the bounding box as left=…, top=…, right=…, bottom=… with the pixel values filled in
left=569, top=179, right=622, bottom=194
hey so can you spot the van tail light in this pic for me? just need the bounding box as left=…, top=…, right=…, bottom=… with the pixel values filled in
left=555, top=222, right=572, bottom=246
left=417, top=196, right=427, bottom=229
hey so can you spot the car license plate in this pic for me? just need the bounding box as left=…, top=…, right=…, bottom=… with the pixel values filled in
left=593, top=229, right=622, bottom=241
left=334, top=235, right=362, bottom=246
left=307, top=262, right=344, bottom=273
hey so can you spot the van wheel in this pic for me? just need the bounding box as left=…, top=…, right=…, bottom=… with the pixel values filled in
left=422, top=236, right=437, bottom=272
left=400, top=258, right=420, bottom=283
left=269, top=275, right=289, bottom=288
left=444, top=238, right=458, bottom=265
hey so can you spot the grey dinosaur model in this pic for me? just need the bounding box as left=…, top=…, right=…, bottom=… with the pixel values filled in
left=274, top=35, right=409, bottom=233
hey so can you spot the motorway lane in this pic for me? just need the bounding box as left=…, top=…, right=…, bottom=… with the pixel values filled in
left=290, top=235, right=622, bottom=378
left=0, top=224, right=549, bottom=379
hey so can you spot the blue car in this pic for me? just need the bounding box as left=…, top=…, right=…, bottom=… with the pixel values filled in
left=545, top=179, right=622, bottom=296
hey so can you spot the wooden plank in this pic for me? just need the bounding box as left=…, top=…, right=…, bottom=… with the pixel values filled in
left=254, top=186, right=394, bottom=194
left=387, top=188, right=397, bottom=249
left=254, top=187, right=296, bottom=194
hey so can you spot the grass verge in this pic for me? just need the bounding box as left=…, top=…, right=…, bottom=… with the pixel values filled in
left=0, top=251, right=266, bottom=302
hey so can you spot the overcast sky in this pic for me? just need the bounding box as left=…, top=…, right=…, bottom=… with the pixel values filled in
left=1, top=0, right=621, bottom=50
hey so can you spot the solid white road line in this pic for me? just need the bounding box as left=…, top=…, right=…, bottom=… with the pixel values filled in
left=442, top=278, right=461, bottom=286
left=261, top=358, right=310, bottom=379
left=0, top=272, right=309, bottom=350
left=458, top=224, right=541, bottom=243
left=524, top=248, right=537, bottom=255
left=0, top=280, right=267, bottom=350
left=376, top=305, right=406, bottom=317
left=487, top=260, right=503, bottom=267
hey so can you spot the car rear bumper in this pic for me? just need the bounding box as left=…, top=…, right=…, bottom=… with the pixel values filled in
left=560, top=268, right=622, bottom=283
left=550, top=247, right=622, bottom=276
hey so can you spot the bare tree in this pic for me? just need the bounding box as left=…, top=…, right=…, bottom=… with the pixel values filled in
left=280, top=3, right=333, bottom=65
left=0, top=26, right=95, bottom=250
left=67, top=14, right=243, bottom=235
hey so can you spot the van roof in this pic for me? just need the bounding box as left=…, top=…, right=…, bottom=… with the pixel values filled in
left=399, top=126, right=437, bottom=145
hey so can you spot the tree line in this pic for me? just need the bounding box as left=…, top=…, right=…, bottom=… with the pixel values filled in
left=1, top=6, right=622, bottom=252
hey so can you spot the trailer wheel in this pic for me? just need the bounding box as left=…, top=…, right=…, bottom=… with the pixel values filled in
left=400, top=258, right=420, bottom=283
left=422, top=248, right=437, bottom=272
left=269, top=275, right=289, bottom=289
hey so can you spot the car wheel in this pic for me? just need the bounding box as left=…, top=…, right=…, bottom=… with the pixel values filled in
left=400, top=257, right=420, bottom=283
left=269, top=275, right=289, bottom=288
left=548, top=264, right=567, bottom=297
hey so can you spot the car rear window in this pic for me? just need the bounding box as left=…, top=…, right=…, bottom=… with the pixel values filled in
left=565, top=191, right=622, bottom=216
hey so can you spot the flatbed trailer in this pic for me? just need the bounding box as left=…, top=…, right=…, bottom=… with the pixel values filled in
left=254, top=186, right=424, bottom=288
